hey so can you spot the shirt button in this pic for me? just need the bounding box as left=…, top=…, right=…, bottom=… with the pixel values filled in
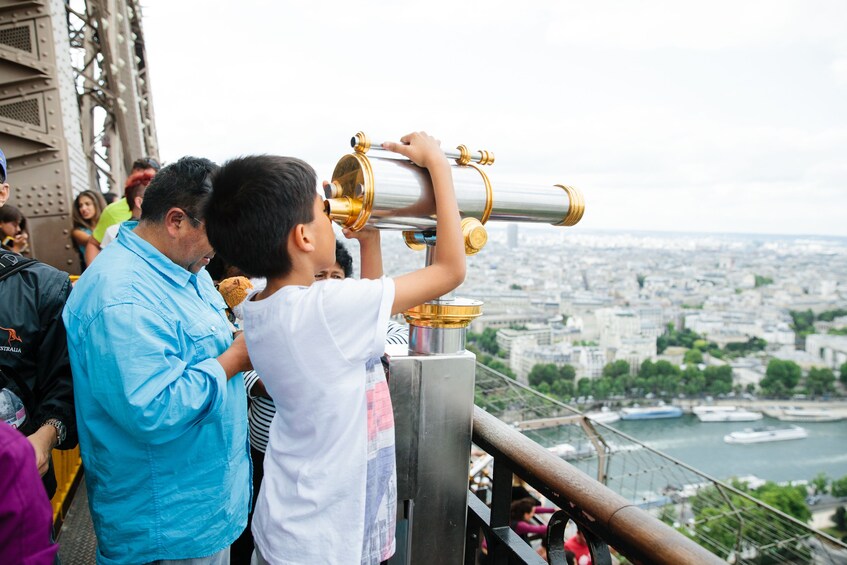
left=210, top=326, right=216, bottom=332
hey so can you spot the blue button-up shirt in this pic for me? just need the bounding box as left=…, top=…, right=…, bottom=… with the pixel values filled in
left=63, top=222, right=250, bottom=564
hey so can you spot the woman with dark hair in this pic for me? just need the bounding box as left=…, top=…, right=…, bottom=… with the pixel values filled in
left=0, top=204, right=29, bottom=255
left=71, top=190, right=107, bottom=270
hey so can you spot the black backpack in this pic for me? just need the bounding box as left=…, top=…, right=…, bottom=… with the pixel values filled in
left=0, top=252, right=37, bottom=426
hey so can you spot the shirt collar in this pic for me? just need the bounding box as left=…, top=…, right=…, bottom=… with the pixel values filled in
left=117, top=221, right=196, bottom=288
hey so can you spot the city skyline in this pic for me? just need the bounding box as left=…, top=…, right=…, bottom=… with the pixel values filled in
left=141, top=1, right=847, bottom=237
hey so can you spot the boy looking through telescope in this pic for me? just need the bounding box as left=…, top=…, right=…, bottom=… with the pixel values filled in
left=204, top=132, right=466, bottom=564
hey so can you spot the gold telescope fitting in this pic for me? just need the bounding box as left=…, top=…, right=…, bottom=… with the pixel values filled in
left=326, top=153, right=375, bottom=230
left=554, top=184, right=585, bottom=227
left=403, top=231, right=426, bottom=251
left=467, top=163, right=494, bottom=225
left=352, top=131, right=371, bottom=154
left=403, top=299, right=483, bottom=329
left=461, top=218, right=488, bottom=255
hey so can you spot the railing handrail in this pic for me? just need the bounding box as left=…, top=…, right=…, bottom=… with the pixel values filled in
left=472, top=405, right=728, bottom=565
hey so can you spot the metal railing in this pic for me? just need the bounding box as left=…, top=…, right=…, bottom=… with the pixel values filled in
left=468, top=405, right=727, bottom=564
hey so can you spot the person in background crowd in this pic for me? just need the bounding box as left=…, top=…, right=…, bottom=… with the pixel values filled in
left=102, top=191, right=117, bottom=205
left=71, top=190, right=107, bottom=270
left=0, top=147, right=77, bottom=501
left=0, top=423, right=58, bottom=565
left=509, top=498, right=556, bottom=543
left=98, top=171, right=149, bottom=249
left=63, top=156, right=251, bottom=564
left=565, top=530, right=592, bottom=565
left=0, top=204, right=30, bottom=256
left=84, top=157, right=159, bottom=265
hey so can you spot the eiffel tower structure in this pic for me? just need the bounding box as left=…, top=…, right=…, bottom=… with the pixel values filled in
left=0, top=0, right=157, bottom=271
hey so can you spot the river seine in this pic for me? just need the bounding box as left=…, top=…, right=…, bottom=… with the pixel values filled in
left=604, top=415, right=847, bottom=484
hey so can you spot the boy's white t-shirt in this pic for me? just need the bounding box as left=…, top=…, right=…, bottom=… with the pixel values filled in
left=242, top=276, right=395, bottom=564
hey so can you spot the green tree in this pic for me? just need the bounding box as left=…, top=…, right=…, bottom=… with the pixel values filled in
left=811, top=472, right=830, bottom=495
left=528, top=364, right=560, bottom=388
left=818, top=309, right=847, bottom=322
left=683, top=348, right=703, bottom=365
left=754, top=274, right=773, bottom=287
left=760, top=359, right=801, bottom=397
left=755, top=482, right=811, bottom=523
left=789, top=309, right=815, bottom=337
left=691, top=483, right=812, bottom=563
left=806, top=367, right=836, bottom=396
left=682, top=365, right=706, bottom=396
left=477, top=327, right=499, bottom=355
left=840, top=362, right=847, bottom=387
left=832, top=475, right=847, bottom=498
left=603, top=360, right=631, bottom=379
left=550, top=378, right=574, bottom=399
left=704, top=366, right=733, bottom=395
left=833, top=506, right=847, bottom=531
left=559, top=364, right=576, bottom=381
left=576, top=378, right=592, bottom=396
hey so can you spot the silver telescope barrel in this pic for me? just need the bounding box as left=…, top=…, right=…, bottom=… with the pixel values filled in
left=324, top=152, right=585, bottom=233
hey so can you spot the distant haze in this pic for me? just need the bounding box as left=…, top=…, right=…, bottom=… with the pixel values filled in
left=141, top=1, right=847, bottom=237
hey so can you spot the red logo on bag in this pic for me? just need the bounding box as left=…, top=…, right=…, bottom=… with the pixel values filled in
left=0, top=326, right=23, bottom=346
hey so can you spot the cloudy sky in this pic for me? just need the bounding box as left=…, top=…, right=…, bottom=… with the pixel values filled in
left=141, top=1, right=847, bottom=237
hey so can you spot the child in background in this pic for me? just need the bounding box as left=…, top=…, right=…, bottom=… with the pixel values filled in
left=0, top=204, right=30, bottom=256
left=71, top=190, right=106, bottom=270
left=205, top=132, right=465, bottom=564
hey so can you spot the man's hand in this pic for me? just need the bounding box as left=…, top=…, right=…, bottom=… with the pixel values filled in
left=217, top=332, right=252, bottom=379
left=27, top=425, right=58, bottom=477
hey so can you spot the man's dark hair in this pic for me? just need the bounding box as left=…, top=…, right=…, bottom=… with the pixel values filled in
left=335, top=241, right=353, bottom=278
left=205, top=155, right=317, bottom=278
left=132, top=156, right=161, bottom=171
left=140, top=157, right=217, bottom=226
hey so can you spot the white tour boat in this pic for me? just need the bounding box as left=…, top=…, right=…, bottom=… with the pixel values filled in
left=697, top=409, right=763, bottom=422
left=775, top=407, right=844, bottom=423
left=619, top=405, right=683, bottom=420
left=723, top=425, right=808, bottom=444
left=585, top=406, right=621, bottom=424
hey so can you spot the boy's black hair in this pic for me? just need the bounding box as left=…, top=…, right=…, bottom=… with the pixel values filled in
left=335, top=241, right=353, bottom=278
left=204, top=155, right=317, bottom=278
left=140, top=156, right=217, bottom=226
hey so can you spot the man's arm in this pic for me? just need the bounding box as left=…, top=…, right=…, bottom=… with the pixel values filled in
left=80, top=303, right=245, bottom=445
left=383, top=132, right=466, bottom=314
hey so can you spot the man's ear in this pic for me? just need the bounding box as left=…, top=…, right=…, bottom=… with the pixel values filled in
left=0, top=183, right=10, bottom=207
left=134, top=196, right=144, bottom=213
left=163, top=207, right=186, bottom=238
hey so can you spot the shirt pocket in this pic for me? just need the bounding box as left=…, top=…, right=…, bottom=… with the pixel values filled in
left=184, top=319, right=224, bottom=360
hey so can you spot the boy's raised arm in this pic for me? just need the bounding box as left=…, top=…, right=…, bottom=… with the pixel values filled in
left=383, top=132, right=466, bottom=315
left=345, top=227, right=383, bottom=279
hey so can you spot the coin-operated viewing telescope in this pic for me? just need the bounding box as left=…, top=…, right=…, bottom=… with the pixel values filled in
left=326, top=132, right=585, bottom=565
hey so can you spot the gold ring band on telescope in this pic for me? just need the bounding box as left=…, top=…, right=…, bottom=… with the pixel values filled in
left=553, top=184, right=585, bottom=227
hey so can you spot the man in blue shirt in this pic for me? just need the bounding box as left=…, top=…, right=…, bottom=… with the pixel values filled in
left=63, top=157, right=252, bottom=565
